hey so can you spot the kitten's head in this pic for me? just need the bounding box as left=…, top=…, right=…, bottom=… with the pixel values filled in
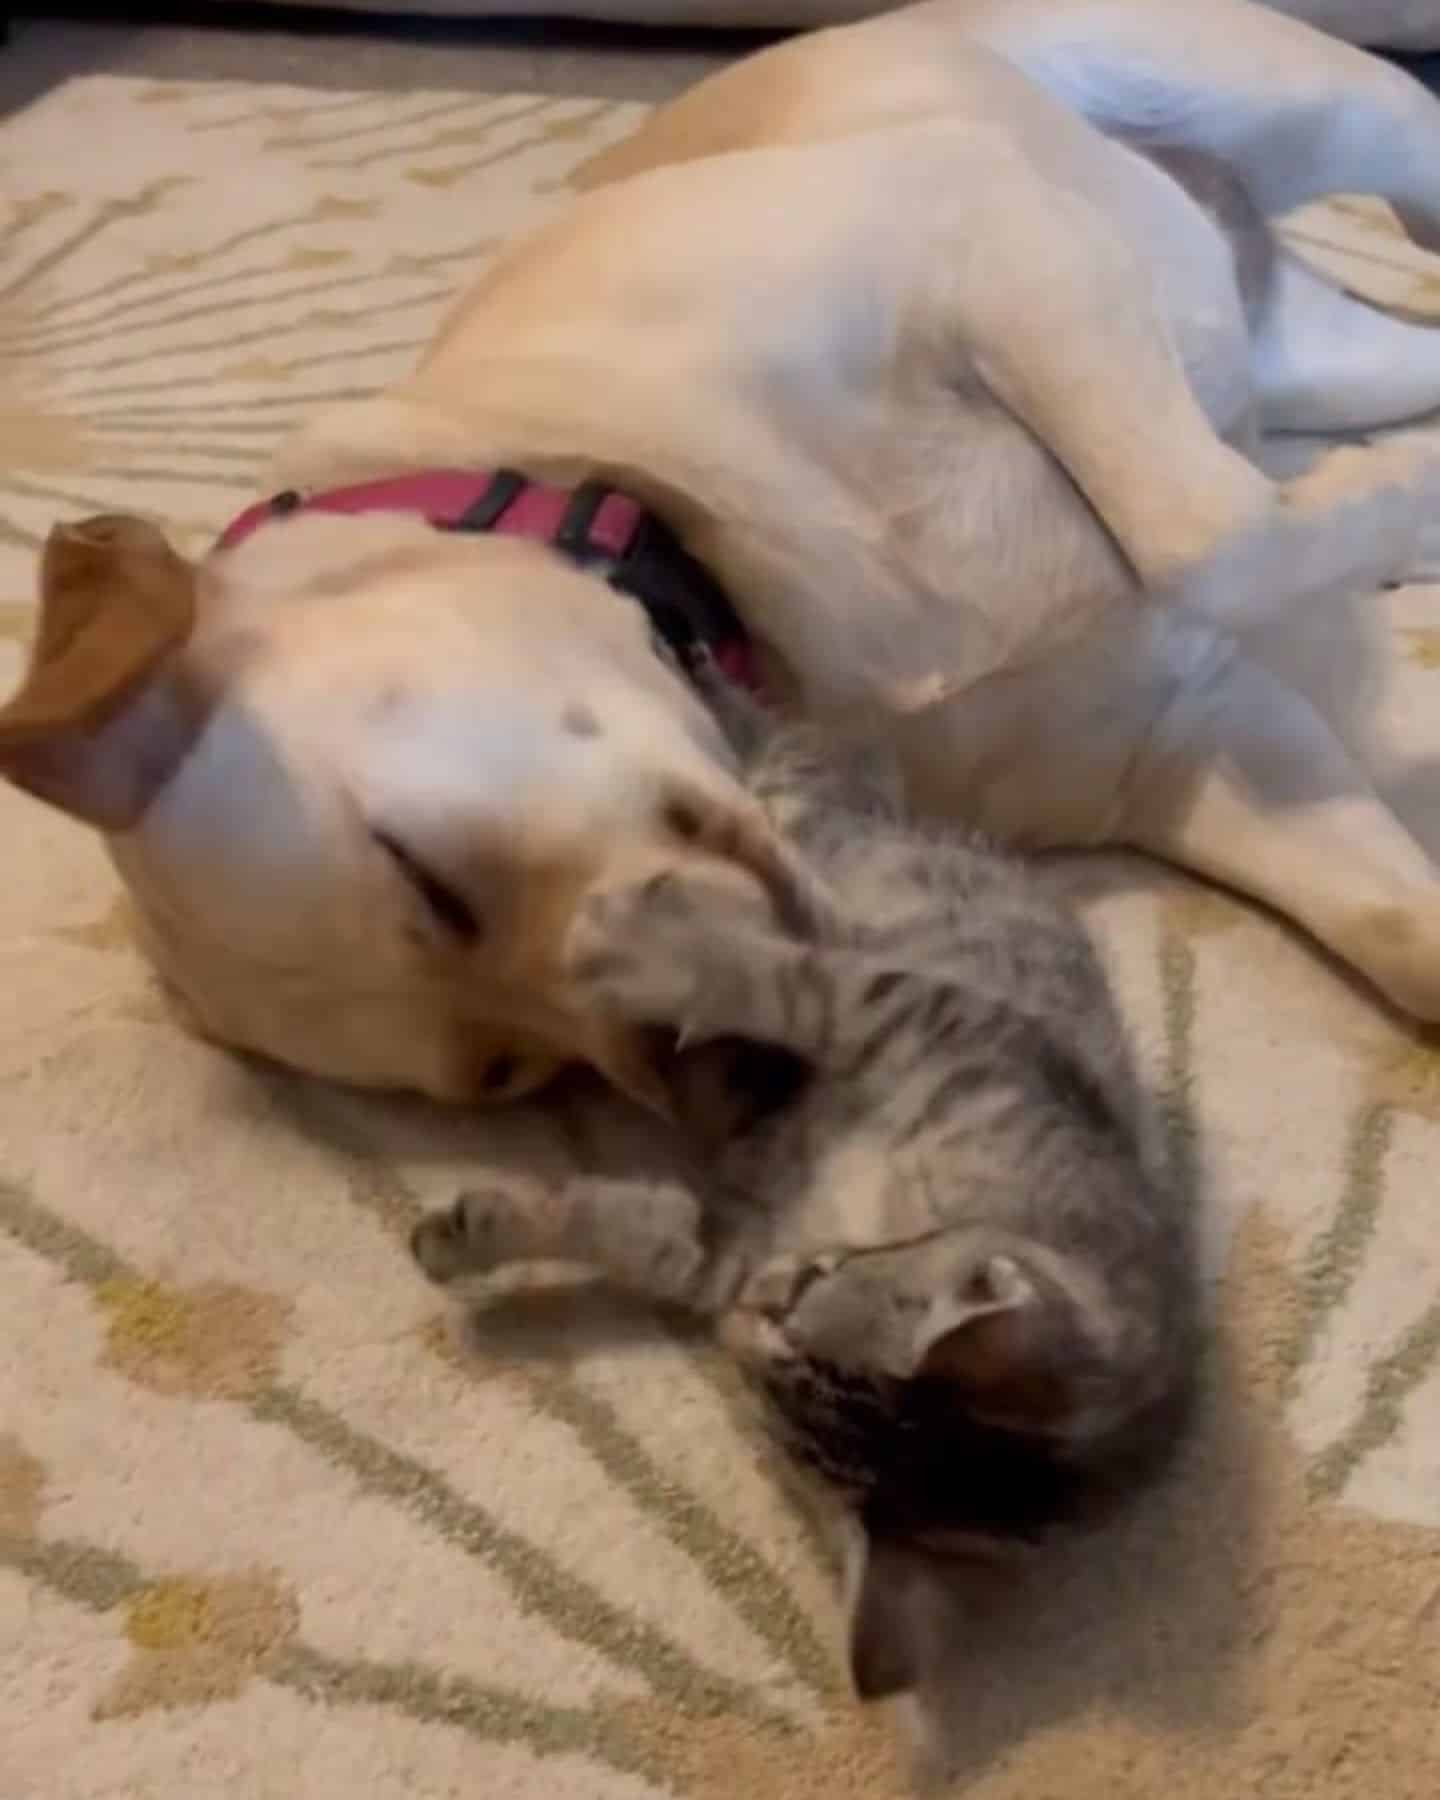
left=723, top=1227, right=1193, bottom=1700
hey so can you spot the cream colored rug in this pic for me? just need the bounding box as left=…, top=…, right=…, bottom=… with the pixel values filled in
left=3, top=75, right=1440, bottom=1800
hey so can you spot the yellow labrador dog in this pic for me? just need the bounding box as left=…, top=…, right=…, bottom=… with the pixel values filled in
left=6, top=0, right=1440, bottom=1104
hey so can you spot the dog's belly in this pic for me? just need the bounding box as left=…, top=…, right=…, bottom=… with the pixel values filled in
left=742, top=144, right=1257, bottom=715
left=890, top=609, right=1226, bottom=848
left=669, top=132, right=1259, bottom=714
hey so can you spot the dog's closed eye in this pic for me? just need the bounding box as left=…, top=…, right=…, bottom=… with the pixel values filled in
left=371, top=828, right=482, bottom=943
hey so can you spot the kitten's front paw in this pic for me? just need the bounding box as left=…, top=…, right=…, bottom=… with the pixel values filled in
left=409, top=1187, right=531, bottom=1286
left=565, top=873, right=715, bottom=1031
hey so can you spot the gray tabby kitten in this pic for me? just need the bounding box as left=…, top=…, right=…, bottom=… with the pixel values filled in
left=410, top=694, right=1197, bottom=1700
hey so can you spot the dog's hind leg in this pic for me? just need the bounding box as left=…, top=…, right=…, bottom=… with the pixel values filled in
left=966, top=0, right=1440, bottom=247
left=1253, top=248, right=1440, bottom=433
left=930, top=140, right=1440, bottom=633
left=1114, top=635, right=1440, bottom=1020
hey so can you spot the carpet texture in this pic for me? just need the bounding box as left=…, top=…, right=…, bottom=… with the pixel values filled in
left=2, top=76, right=1440, bottom=1799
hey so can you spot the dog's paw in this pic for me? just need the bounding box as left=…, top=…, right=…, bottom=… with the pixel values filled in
left=565, top=873, right=718, bottom=1029
left=409, top=1186, right=534, bottom=1286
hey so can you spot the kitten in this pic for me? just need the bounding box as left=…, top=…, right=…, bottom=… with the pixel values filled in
left=410, top=695, right=1197, bottom=1700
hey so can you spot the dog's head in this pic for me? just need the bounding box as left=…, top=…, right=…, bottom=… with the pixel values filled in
left=0, top=510, right=824, bottom=1105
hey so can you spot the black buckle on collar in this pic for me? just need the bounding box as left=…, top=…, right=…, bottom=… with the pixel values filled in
left=555, top=480, right=615, bottom=563
left=605, top=512, right=742, bottom=681
left=442, top=468, right=748, bottom=685
left=451, top=468, right=527, bottom=533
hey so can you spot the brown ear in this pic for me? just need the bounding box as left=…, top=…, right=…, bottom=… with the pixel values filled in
left=917, top=1254, right=1082, bottom=1434
left=0, top=514, right=198, bottom=828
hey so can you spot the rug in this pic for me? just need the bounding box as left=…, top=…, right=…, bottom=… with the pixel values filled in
left=2, top=75, right=1439, bottom=1800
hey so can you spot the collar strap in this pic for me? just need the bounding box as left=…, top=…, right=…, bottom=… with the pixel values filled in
left=215, top=467, right=759, bottom=692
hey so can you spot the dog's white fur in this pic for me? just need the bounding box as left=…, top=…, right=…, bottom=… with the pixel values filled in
left=283, top=0, right=1440, bottom=53
left=7, top=0, right=1440, bottom=1101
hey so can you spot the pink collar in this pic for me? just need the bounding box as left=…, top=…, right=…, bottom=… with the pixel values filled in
left=215, top=467, right=641, bottom=557
left=214, top=467, right=760, bottom=694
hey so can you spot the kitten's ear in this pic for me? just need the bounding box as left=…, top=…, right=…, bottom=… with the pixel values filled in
left=0, top=515, right=198, bottom=828
left=847, top=1534, right=927, bottom=1701
left=916, top=1253, right=1084, bottom=1434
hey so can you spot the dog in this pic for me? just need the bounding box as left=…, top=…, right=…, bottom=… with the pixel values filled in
left=5, top=0, right=1440, bottom=1106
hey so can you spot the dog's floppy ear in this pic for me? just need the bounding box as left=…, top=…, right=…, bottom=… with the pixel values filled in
left=0, top=514, right=198, bottom=829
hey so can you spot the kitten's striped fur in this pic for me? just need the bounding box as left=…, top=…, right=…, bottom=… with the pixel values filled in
left=411, top=691, right=1197, bottom=1698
